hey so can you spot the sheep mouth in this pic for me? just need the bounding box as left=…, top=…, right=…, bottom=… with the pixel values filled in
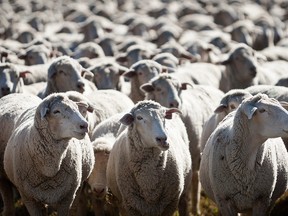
left=159, top=141, right=169, bottom=151
left=73, top=131, right=86, bottom=139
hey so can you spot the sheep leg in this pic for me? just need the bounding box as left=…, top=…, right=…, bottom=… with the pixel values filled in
left=0, top=178, right=15, bottom=216
left=22, top=198, right=47, bottom=216
left=178, top=189, right=190, bottom=216
left=252, top=200, right=270, bottom=216
left=216, top=198, right=238, bottom=216
left=191, top=170, right=200, bottom=215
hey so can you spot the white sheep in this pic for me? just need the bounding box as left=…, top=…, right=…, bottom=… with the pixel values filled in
left=84, top=89, right=134, bottom=136
left=87, top=61, right=130, bottom=95
left=88, top=113, right=124, bottom=216
left=106, top=100, right=192, bottom=216
left=200, top=93, right=288, bottom=215
left=200, top=89, right=252, bottom=152
left=174, top=43, right=264, bottom=92
left=0, top=63, right=46, bottom=97
left=3, top=92, right=95, bottom=216
left=37, top=55, right=97, bottom=98
left=140, top=73, right=224, bottom=215
left=122, top=59, right=164, bottom=103
left=0, top=93, right=42, bottom=216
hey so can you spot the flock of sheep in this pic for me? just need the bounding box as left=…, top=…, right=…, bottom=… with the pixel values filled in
left=1, top=0, right=288, bottom=215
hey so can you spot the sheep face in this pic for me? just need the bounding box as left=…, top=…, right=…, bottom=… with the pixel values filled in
left=40, top=96, right=89, bottom=140
left=124, top=60, right=162, bottom=86
left=241, top=94, right=288, bottom=139
left=88, top=140, right=112, bottom=199
left=19, top=45, right=50, bottom=65
left=224, top=45, right=258, bottom=82
left=141, top=75, right=183, bottom=109
left=49, top=57, right=88, bottom=93
left=121, top=102, right=181, bottom=151
left=0, top=64, right=24, bottom=97
left=91, top=64, right=120, bottom=90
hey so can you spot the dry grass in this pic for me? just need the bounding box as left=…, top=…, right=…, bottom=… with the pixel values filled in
left=9, top=190, right=288, bottom=215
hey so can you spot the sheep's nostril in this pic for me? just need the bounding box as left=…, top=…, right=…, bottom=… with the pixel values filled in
left=156, top=137, right=167, bottom=143
left=77, top=81, right=85, bottom=90
left=169, top=101, right=179, bottom=108
left=80, top=122, right=88, bottom=131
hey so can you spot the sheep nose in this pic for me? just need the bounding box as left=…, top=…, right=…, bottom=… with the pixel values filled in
left=77, top=80, right=85, bottom=92
left=169, top=101, right=179, bottom=108
left=80, top=122, right=88, bottom=132
left=93, top=188, right=105, bottom=197
left=250, top=66, right=257, bottom=77
left=156, top=136, right=169, bottom=150
left=156, top=136, right=167, bottom=144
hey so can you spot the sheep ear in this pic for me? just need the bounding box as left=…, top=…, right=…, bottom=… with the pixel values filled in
left=280, top=101, right=288, bottom=109
left=140, top=83, right=154, bottom=93
left=214, top=104, right=227, bottom=113
left=116, top=53, right=128, bottom=63
left=120, top=113, right=134, bottom=126
left=81, top=69, right=94, bottom=78
left=243, top=105, right=257, bottom=119
left=19, top=71, right=32, bottom=78
left=161, top=67, right=168, bottom=73
left=180, top=82, right=193, bottom=90
left=165, top=108, right=182, bottom=119
left=123, top=69, right=136, bottom=78
left=40, top=107, right=49, bottom=119
left=221, top=54, right=232, bottom=65
left=118, top=65, right=129, bottom=75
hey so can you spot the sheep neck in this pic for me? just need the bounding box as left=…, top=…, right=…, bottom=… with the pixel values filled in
left=44, top=79, right=60, bottom=97
left=127, top=126, right=167, bottom=202
left=130, top=77, right=145, bottom=103
left=226, top=111, right=266, bottom=184
left=32, top=115, right=70, bottom=177
left=224, top=63, right=256, bottom=90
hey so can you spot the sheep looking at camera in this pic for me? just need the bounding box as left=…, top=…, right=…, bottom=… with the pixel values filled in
left=140, top=73, right=224, bottom=215
left=106, top=100, right=192, bottom=216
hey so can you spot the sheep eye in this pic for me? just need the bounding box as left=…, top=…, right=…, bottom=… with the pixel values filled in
left=258, top=109, right=266, bottom=113
left=136, top=116, right=143, bottom=120
left=59, top=70, right=66, bottom=75
left=53, top=110, right=60, bottom=114
left=156, top=87, right=161, bottom=92
left=138, top=72, right=143, bottom=76
left=230, top=104, right=236, bottom=110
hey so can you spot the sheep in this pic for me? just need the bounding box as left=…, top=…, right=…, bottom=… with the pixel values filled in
left=14, top=63, right=50, bottom=85
left=3, top=92, right=95, bottom=216
left=0, top=93, right=42, bottom=216
left=37, top=55, right=97, bottom=98
left=87, top=61, right=130, bottom=93
left=174, top=43, right=264, bottom=93
left=200, top=93, right=288, bottom=215
left=88, top=113, right=124, bottom=216
left=0, top=63, right=45, bottom=97
left=106, top=100, right=192, bottom=216
left=140, top=73, right=224, bottom=215
left=200, top=89, right=253, bottom=152
left=152, top=52, right=179, bottom=73
left=17, top=44, right=52, bottom=65
left=122, top=59, right=164, bottom=103
left=258, top=46, right=288, bottom=61
left=116, top=44, right=155, bottom=68
left=72, top=42, right=106, bottom=59
left=85, top=89, right=134, bottom=135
